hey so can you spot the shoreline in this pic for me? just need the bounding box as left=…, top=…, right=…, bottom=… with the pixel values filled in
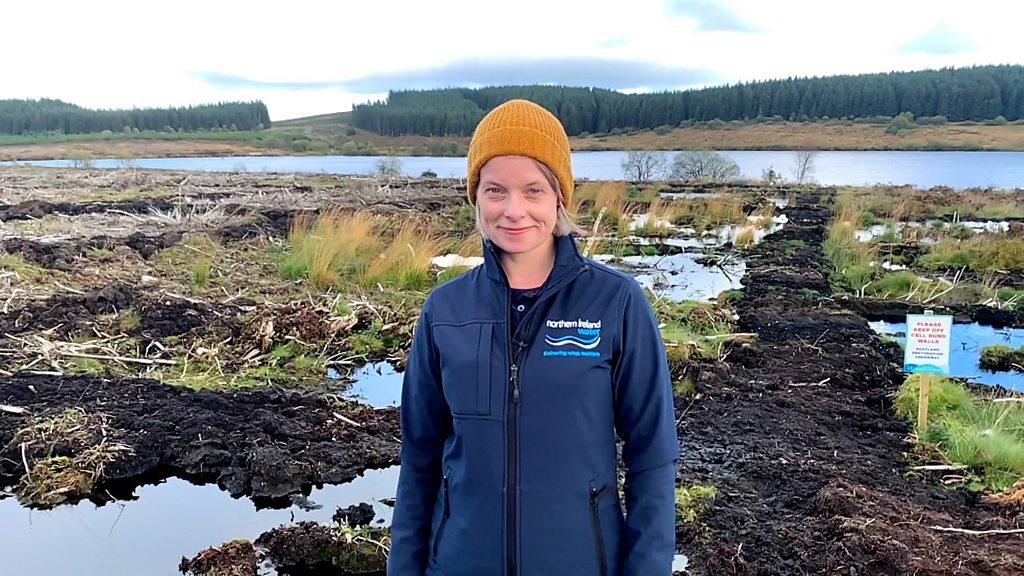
left=2, top=120, right=1023, bottom=161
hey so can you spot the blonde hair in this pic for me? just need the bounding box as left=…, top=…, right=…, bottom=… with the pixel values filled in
left=475, top=158, right=584, bottom=241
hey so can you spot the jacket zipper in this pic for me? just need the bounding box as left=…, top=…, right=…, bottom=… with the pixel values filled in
left=431, top=471, right=451, bottom=561
left=490, top=240, right=587, bottom=576
left=589, top=484, right=609, bottom=576
left=505, top=286, right=519, bottom=576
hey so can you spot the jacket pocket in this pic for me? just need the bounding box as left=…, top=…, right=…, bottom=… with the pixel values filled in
left=588, top=480, right=609, bottom=576
left=431, top=471, right=451, bottom=562
left=434, top=322, right=494, bottom=416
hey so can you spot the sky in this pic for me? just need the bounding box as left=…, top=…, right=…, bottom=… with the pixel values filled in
left=2, top=0, right=1020, bottom=121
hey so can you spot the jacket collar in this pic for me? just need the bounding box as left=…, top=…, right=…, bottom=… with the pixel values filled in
left=482, top=233, right=587, bottom=288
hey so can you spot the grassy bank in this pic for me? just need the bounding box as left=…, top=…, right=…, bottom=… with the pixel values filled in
left=895, top=374, right=1024, bottom=492
left=5, top=116, right=1024, bottom=162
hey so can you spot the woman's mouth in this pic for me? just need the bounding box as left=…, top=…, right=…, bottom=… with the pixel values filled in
left=502, top=226, right=531, bottom=235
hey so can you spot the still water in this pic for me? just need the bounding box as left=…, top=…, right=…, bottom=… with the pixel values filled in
left=0, top=466, right=400, bottom=576
left=869, top=321, right=1024, bottom=391
left=6, top=150, right=1024, bottom=188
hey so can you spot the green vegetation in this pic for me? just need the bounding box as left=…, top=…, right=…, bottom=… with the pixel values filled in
left=192, top=258, right=212, bottom=288
left=674, top=376, right=696, bottom=398
left=895, top=374, right=1024, bottom=491
left=654, top=299, right=738, bottom=364
left=6, top=408, right=132, bottom=507
left=352, top=65, right=1024, bottom=136
left=675, top=484, right=717, bottom=523
left=280, top=210, right=444, bottom=290
left=165, top=342, right=327, bottom=390
left=824, top=208, right=875, bottom=293
left=0, top=98, right=270, bottom=135
left=0, top=253, right=44, bottom=279
left=838, top=185, right=1024, bottom=221
left=862, top=271, right=949, bottom=300
left=669, top=195, right=746, bottom=230
left=979, top=344, right=1024, bottom=372
left=151, top=233, right=222, bottom=293
left=919, top=236, right=1024, bottom=273
left=997, top=287, right=1024, bottom=310
left=116, top=308, right=141, bottom=332
left=345, top=317, right=409, bottom=361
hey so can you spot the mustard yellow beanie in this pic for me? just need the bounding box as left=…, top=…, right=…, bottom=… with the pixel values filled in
left=466, top=99, right=573, bottom=206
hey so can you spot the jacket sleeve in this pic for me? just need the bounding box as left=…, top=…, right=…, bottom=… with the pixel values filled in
left=612, top=280, right=681, bottom=576
left=387, top=296, right=452, bottom=576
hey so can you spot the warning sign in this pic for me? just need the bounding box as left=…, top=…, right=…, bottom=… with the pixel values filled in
left=904, top=314, right=953, bottom=375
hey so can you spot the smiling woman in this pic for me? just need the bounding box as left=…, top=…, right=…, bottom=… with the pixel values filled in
left=474, top=155, right=584, bottom=288
left=388, top=99, right=680, bottom=576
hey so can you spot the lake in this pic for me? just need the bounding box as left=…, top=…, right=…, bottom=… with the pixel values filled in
left=5, top=150, right=1024, bottom=188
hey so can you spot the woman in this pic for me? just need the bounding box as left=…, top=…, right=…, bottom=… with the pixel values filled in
left=388, top=99, right=679, bottom=576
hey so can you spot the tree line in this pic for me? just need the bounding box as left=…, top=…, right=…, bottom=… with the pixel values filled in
left=351, top=65, right=1024, bottom=137
left=0, top=99, right=271, bottom=135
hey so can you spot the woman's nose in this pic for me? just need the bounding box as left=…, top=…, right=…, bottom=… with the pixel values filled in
left=503, top=192, right=526, bottom=219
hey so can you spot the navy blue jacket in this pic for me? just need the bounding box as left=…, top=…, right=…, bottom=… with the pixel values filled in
left=388, top=233, right=680, bottom=576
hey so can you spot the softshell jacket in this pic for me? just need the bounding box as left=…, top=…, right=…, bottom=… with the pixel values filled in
left=388, top=233, right=680, bottom=576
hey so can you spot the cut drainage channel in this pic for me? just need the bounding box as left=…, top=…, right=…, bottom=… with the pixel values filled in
left=869, top=320, right=1024, bottom=391
left=0, top=466, right=400, bottom=576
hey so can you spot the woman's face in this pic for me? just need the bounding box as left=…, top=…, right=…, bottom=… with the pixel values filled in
left=477, top=155, right=559, bottom=256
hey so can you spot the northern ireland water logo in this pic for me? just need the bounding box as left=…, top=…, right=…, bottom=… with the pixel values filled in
left=542, top=318, right=602, bottom=358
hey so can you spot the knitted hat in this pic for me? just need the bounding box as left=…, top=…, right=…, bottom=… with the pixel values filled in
left=466, top=99, right=574, bottom=206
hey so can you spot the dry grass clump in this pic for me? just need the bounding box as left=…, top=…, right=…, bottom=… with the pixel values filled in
left=280, top=209, right=446, bottom=290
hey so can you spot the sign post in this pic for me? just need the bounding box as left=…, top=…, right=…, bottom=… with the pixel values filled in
left=903, top=312, right=953, bottom=431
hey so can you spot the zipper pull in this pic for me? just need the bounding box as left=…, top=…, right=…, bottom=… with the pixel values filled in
left=510, top=364, right=520, bottom=404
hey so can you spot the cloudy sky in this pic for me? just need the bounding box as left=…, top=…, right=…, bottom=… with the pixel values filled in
left=3, top=0, right=1019, bottom=120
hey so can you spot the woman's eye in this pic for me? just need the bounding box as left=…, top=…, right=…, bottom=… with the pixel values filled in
left=528, top=188, right=544, bottom=195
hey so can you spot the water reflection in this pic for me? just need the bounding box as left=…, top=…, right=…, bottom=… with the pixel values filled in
left=329, top=361, right=404, bottom=409
left=0, top=466, right=400, bottom=576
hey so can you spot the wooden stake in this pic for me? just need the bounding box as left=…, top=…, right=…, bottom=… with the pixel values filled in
left=918, top=373, right=931, bottom=431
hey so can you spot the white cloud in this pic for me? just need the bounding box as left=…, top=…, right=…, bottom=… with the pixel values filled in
left=901, top=21, right=975, bottom=55
left=1, top=0, right=1020, bottom=120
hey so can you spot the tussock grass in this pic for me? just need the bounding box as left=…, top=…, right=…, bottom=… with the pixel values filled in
left=734, top=226, right=758, bottom=248
left=280, top=209, right=378, bottom=287
left=862, top=271, right=946, bottom=300
left=838, top=185, right=1024, bottom=221
left=895, top=374, right=1024, bottom=491
left=281, top=210, right=445, bottom=290
left=360, top=223, right=444, bottom=290
left=455, top=234, right=482, bottom=258
left=979, top=344, right=1024, bottom=372
left=669, top=195, right=746, bottom=230
left=919, top=235, right=1024, bottom=272
left=632, top=197, right=677, bottom=237
left=824, top=208, right=877, bottom=293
